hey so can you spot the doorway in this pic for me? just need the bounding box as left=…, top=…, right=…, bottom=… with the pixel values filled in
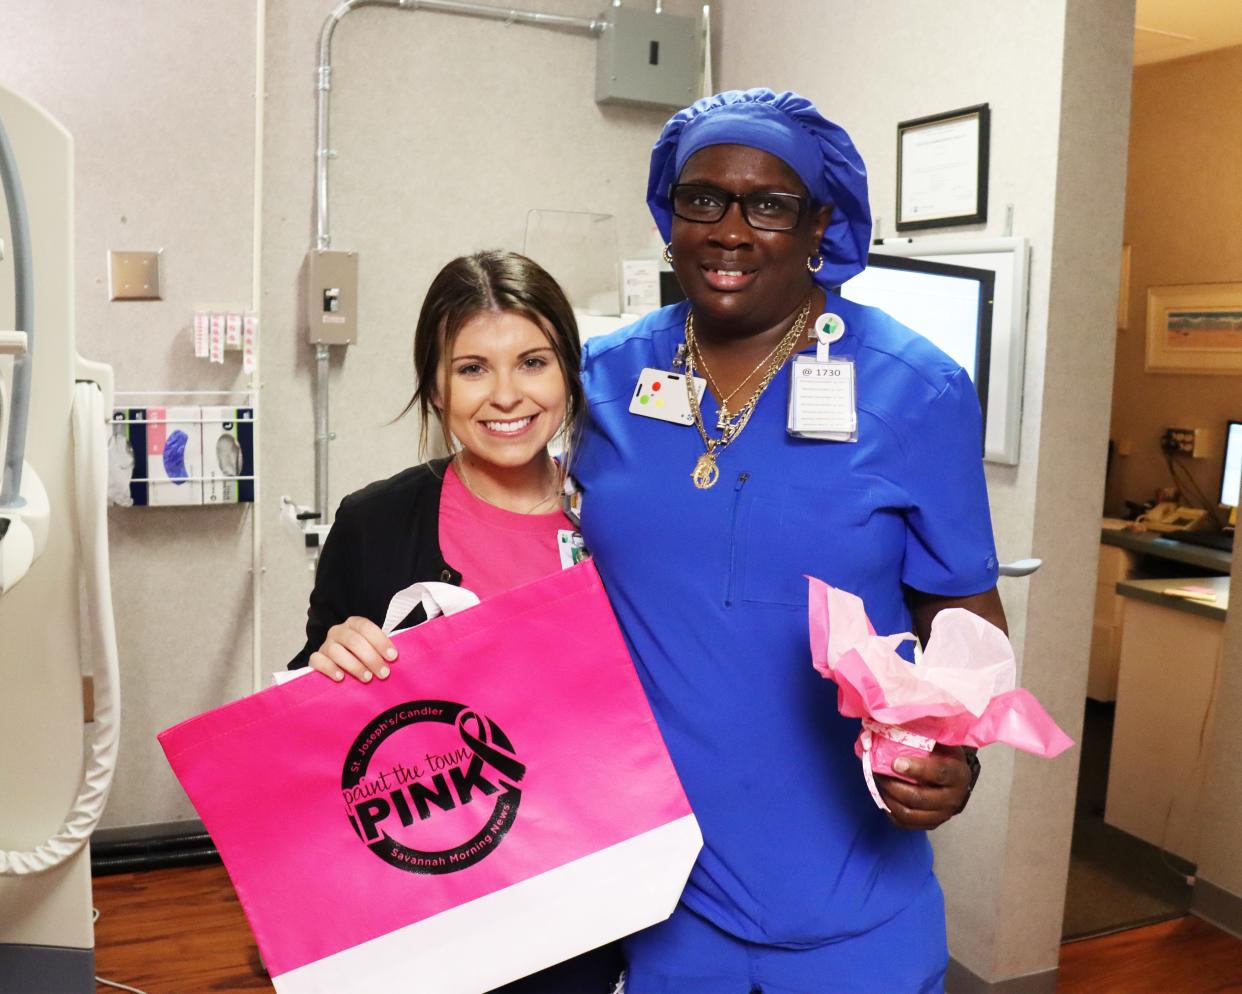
left=1062, top=8, right=1242, bottom=942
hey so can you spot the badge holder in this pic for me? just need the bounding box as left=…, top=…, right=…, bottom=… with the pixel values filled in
left=558, top=476, right=587, bottom=567
left=787, top=313, right=858, bottom=442
left=628, top=359, right=707, bottom=427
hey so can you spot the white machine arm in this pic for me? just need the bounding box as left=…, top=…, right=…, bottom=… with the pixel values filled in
left=0, top=382, right=121, bottom=876
left=0, top=330, right=34, bottom=593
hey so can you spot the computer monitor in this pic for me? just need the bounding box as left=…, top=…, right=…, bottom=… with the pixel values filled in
left=839, top=253, right=994, bottom=438
left=1220, top=420, right=1242, bottom=511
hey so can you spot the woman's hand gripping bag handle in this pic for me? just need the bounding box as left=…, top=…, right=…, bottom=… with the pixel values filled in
left=158, top=561, right=701, bottom=994
left=807, top=577, right=1073, bottom=812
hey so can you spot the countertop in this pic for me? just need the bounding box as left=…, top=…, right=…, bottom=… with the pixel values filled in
left=1100, top=525, right=1232, bottom=574
left=1114, top=575, right=1230, bottom=622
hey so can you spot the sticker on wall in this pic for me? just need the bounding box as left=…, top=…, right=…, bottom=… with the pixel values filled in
left=193, top=311, right=210, bottom=358
left=226, top=312, right=243, bottom=349
left=209, top=313, right=226, bottom=364
left=243, top=312, right=258, bottom=374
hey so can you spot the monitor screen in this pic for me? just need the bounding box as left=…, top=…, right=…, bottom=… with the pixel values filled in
left=1221, top=420, right=1242, bottom=509
left=839, top=253, right=994, bottom=434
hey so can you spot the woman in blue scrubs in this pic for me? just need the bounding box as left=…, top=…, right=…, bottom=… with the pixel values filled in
left=574, top=90, right=1008, bottom=993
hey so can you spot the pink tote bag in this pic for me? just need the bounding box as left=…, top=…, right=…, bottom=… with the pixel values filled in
left=158, top=561, right=701, bottom=994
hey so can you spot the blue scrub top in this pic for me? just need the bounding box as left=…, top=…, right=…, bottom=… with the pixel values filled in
left=575, top=297, right=998, bottom=948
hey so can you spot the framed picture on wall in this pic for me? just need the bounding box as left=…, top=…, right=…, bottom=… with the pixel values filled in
left=1145, top=282, right=1242, bottom=374
left=895, top=104, right=990, bottom=231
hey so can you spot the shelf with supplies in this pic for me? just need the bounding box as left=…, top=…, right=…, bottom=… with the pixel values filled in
left=110, top=390, right=256, bottom=508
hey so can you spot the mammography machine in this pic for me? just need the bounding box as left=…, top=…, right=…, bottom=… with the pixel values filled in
left=0, top=84, right=120, bottom=992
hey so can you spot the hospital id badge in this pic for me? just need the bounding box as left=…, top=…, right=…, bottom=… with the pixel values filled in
left=557, top=529, right=588, bottom=569
left=629, top=368, right=707, bottom=426
left=787, top=355, right=858, bottom=442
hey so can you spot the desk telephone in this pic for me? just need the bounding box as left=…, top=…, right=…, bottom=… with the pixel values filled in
left=1137, top=502, right=1210, bottom=533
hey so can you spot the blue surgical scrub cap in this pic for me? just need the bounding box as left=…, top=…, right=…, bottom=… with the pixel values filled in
left=647, top=88, right=872, bottom=288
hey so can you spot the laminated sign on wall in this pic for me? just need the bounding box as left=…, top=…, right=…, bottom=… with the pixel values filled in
left=158, top=561, right=701, bottom=994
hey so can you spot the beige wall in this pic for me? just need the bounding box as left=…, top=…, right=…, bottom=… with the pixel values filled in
left=717, top=0, right=1133, bottom=985
left=258, top=0, right=701, bottom=672
left=1108, top=45, right=1242, bottom=513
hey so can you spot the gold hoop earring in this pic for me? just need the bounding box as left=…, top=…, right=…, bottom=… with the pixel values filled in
left=807, top=254, right=824, bottom=274
left=663, top=243, right=673, bottom=264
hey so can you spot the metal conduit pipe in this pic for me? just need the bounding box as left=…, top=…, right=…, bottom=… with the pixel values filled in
left=314, top=344, right=331, bottom=521
left=0, top=115, right=33, bottom=510
left=310, top=0, right=605, bottom=521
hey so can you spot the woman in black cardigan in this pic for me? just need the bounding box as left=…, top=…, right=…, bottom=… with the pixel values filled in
left=289, top=250, right=621, bottom=994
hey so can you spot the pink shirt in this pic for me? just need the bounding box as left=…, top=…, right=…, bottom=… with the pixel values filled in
left=438, top=463, right=574, bottom=600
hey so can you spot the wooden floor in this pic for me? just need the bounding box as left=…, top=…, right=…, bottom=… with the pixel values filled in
left=94, top=865, right=272, bottom=993
left=1057, top=916, right=1242, bottom=994
left=92, top=863, right=1242, bottom=994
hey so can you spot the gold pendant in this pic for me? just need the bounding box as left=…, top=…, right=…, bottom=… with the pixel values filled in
left=692, top=451, right=720, bottom=489
left=716, top=407, right=732, bottom=431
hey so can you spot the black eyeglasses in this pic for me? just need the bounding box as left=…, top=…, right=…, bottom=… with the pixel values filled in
left=669, top=183, right=808, bottom=232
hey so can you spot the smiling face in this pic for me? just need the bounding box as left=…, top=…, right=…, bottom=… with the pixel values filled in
left=670, top=144, right=830, bottom=338
left=435, top=310, right=568, bottom=473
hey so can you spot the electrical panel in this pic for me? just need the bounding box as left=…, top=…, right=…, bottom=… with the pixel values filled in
left=306, top=249, right=358, bottom=346
left=596, top=7, right=699, bottom=111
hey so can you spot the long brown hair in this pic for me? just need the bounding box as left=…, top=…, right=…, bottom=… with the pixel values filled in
left=399, top=251, right=584, bottom=468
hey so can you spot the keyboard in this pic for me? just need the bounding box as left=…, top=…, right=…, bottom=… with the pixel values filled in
left=1166, top=529, right=1235, bottom=552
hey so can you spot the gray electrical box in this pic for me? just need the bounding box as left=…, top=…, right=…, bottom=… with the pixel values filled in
left=306, top=249, right=358, bottom=345
left=595, top=7, right=699, bottom=111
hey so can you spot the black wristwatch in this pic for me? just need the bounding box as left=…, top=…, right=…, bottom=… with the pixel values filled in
left=959, top=748, right=982, bottom=813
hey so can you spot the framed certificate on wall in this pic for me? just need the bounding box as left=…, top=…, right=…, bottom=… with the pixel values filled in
left=896, top=104, right=990, bottom=232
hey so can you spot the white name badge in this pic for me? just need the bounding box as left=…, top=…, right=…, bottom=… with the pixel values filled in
left=787, top=355, right=858, bottom=442
left=629, top=368, right=707, bottom=426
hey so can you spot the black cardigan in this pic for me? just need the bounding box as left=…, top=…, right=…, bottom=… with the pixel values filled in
left=288, top=457, right=462, bottom=669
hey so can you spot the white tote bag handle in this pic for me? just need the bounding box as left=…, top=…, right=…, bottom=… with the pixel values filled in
left=275, top=582, right=481, bottom=686
left=381, top=581, right=480, bottom=635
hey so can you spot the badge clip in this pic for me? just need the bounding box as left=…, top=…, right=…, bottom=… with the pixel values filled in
left=814, top=313, right=846, bottom=363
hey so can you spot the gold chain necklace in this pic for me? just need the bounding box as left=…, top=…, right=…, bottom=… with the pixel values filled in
left=682, top=297, right=813, bottom=490
left=687, top=331, right=792, bottom=430
left=455, top=453, right=561, bottom=514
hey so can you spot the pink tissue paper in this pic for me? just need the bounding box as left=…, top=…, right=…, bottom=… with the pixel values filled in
left=808, top=577, right=1074, bottom=810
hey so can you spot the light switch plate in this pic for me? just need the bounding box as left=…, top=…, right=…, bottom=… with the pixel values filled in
left=108, top=250, right=162, bottom=300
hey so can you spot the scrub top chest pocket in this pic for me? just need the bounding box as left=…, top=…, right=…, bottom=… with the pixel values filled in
left=737, top=481, right=900, bottom=607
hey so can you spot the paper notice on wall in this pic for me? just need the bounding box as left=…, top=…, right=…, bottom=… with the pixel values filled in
left=622, top=259, right=661, bottom=315
left=209, top=313, right=226, bottom=364
left=226, top=312, right=243, bottom=349
left=193, top=311, right=210, bottom=358
left=243, top=312, right=258, bottom=374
